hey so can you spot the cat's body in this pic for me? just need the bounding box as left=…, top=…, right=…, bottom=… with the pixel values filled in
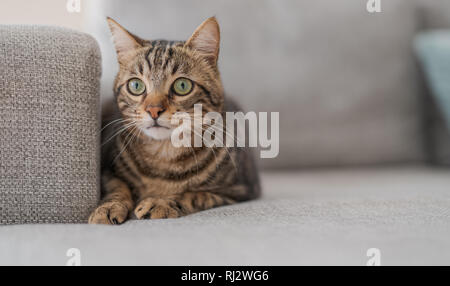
left=89, top=18, right=260, bottom=224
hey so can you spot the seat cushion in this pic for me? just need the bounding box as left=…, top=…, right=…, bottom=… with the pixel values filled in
left=0, top=26, right=102, bottom=224
left=0, top=166, right=449, bottom=265
left=415, top=32, right=450, bottom=131
left=415, top=31, right=450, bottom=165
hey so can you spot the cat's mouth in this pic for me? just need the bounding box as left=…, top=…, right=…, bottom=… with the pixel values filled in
left=147, top=122, right=170, bottom=130
left=142, top=122, right=173, bottom=140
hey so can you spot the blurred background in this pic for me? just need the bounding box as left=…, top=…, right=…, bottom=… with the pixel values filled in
left=2, top=0, right=450, bottom=170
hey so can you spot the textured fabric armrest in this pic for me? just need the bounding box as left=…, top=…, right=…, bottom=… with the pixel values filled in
left=0, top=26, right=102, bottom=224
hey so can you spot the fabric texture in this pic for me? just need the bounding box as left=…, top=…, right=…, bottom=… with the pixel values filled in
left=0, top=167, right=449, bottom=265
left=0, top=26, right=102, bottom=224
left=86, top=0, right=427, bottom=168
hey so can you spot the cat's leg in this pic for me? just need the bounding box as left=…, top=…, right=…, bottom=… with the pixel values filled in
left=88, top=175, right=134, bottom=225
left=133, top=185, right=250, bottom=219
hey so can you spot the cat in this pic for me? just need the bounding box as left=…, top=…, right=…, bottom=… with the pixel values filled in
left=88, top=17, right=260, bottom=225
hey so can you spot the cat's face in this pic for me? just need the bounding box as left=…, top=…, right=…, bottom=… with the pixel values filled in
left=108, top=17, right=224, bottom=140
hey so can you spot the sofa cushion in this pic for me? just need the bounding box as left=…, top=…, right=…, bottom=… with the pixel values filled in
left=86, top=0, right=426, bottom=168
left=417, top=0, right=450, bottom=29
left=0, top=167, right=449, bottom=265
left=415, top=0, right=450, bottom=166
left=415, top=32, right=450, bottom=132
left=415, top=31, right=450, bottom=165
left=0, top=26, right=101, bottom=224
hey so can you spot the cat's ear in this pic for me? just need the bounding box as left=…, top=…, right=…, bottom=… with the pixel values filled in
left=185, top=17, right=220, bottom=66
left=107, top=17, right=143, bottom=64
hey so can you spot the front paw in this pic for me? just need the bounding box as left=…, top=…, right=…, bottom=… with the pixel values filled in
left=134, top=197, right=183, bottom=219
left=88, top=201, right=129, bottom=225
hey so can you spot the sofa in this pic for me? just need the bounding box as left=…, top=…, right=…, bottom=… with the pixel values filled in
left=1, top=0, right=450, bottom=265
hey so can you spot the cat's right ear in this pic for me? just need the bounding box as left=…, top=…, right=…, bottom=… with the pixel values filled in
left=107, top=17, right=143, bottom=64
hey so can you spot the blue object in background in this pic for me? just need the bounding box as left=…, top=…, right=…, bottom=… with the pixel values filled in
left=415, top=31, right=450, bottom=131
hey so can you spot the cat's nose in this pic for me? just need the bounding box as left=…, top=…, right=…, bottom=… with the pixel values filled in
left=146, top=104, right=165, bottom=119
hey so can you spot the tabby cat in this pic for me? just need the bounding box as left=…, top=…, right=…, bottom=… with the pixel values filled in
left=88, top=17, right=260, bottom=225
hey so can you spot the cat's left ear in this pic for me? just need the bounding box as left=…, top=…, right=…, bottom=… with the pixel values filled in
left=185, top=17, right=220, bottom=66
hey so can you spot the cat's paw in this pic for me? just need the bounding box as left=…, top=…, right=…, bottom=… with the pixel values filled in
left=88, top=201, right=129, bottom=225
left=134, top=197, right=183, bottom=219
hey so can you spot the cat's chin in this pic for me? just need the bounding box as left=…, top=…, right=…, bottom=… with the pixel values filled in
left=142, top=126, right=173, bottom=141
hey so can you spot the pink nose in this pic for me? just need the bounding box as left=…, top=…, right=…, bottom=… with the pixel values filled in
left=146, top=105, right=165, bottom=119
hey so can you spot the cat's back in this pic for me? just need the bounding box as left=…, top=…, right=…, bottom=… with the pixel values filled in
left=223, top=96, right=262, bottom=200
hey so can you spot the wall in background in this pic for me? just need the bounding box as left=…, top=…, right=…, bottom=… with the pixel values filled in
left=0, top=0, right=85, bottom=31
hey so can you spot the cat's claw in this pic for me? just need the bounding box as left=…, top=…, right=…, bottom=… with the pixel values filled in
left=134, top=197, right=183, bottom=219
left=88, top=201, right=128, bottom=225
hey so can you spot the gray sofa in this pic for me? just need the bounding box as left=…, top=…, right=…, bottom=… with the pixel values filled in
left=1, top=0, right=450, bottom=265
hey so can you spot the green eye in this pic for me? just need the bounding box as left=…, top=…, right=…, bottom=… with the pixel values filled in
left=127, top=78, right=146, bottom=95
left=172, top=78, right=193, bottom=96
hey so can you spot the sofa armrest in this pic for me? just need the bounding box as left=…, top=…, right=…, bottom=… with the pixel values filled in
left=0, top=26, right=101, bottom=224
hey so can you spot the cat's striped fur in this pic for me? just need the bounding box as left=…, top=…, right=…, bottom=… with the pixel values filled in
left=88, top=17, right=260, bottom=224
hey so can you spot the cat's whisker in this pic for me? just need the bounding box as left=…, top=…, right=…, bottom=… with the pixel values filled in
left=101, top=121, right=136, bottom=147
left=112, top=125, right=139, bottom=164
left=100, top=118, right=135, bottom=133
left=199, top=124, right=241, bottom=164
left=192, top=129, right=218, bottom=164
left=195, top=127, right=238, bottom=172
left=104, top=120, right=136, bottom=139
left=187, top=146, right=200, bottom=177
left=201, top=124, right=239, bottom=145
left=136, top=125, right=143, bottom=142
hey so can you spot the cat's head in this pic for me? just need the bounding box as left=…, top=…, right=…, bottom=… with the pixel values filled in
left=107, top=17, right=224, bottom=141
